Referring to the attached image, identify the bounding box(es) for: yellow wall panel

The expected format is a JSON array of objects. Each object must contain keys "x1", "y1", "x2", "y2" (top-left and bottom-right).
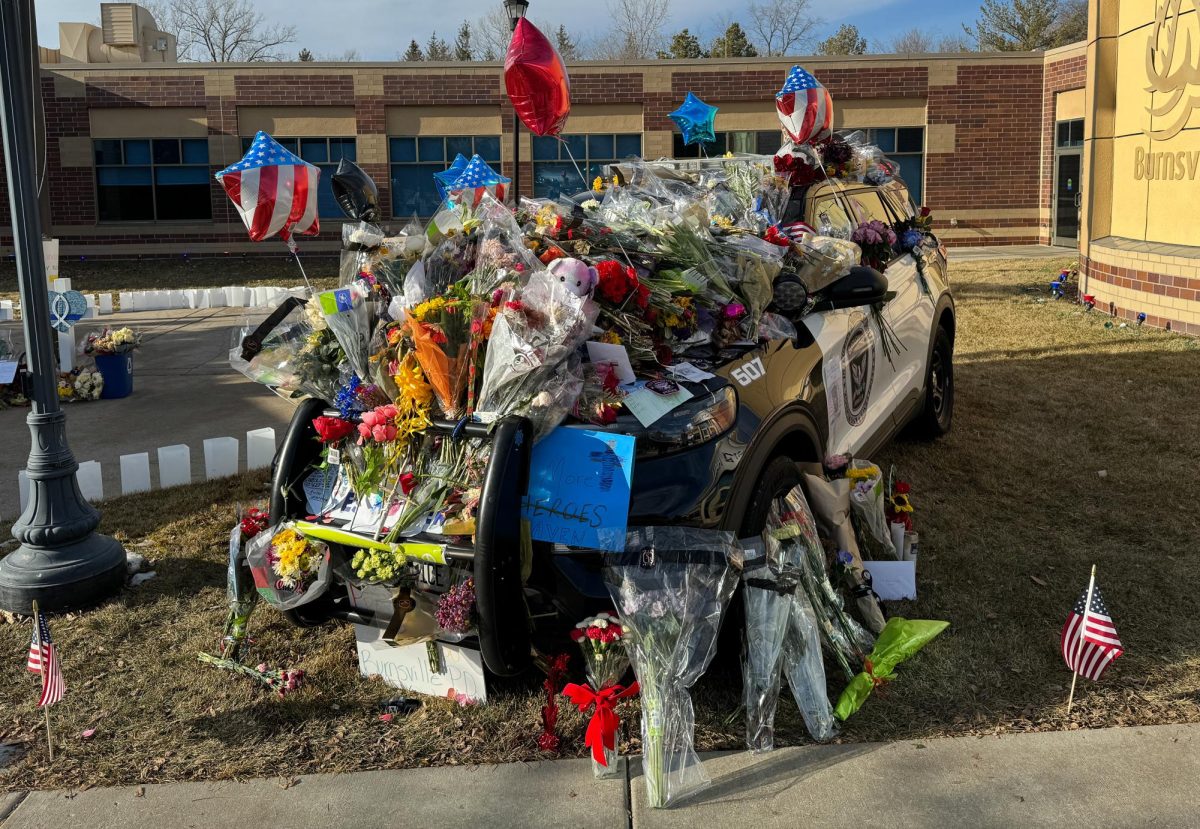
[
  {"x1": 1145, "y1": 129, "x2": 1200, "y2": 245},
  {"x1": 1117, "y1": 0, "x2": 1162, "y2": 34},
  {"x1": 1108, "y1": 133, "x2": 1151, "y2": 239},
  {"x1": 1113, "y1": 28, "x2": 1154, "y2": 137}
]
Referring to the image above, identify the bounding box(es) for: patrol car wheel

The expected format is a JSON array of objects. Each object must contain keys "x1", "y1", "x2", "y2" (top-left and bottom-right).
[{"x1": 911, "y1": 325, "x2": 954, "y2": 438}]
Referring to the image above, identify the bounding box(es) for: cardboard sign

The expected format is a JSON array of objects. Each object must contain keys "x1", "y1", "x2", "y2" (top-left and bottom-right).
[
  {"x1": 355, "y1": 638, "x2": 488, "y2": 702},
  {"x1": 863, "y1": 560, "x2": 916, "y2": 601},
  {"x1": 522, "y1": 427, "x2": 635, "y2": 552}
]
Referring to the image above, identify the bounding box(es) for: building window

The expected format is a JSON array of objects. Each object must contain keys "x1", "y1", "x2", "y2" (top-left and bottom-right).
[
  {"x1": 854, "y1": 127, "x2": 925, "y2": 204},
  {"x1": 671, "y1": 130, "x2": 781, "y2": 158},
  {"x1": 240, "y1": 136, "x2": 356, "y2": 218},
  {"x1": 532, "y1": 134, "x2": 642, "y2": 199},
  {"x1": 389, "y1": 135, "x2": 502, "y2": 218},
  {"x1": 94, "y1": 138, "x2": 211, "y2": 222},
  {"x1": 1056, "y1": 119, "x2": 1084, "y2": 148}
]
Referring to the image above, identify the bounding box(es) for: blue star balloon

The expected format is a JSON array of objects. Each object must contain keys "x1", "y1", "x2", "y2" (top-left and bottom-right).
[
  {"x1": 669, "y1": 92, "x2": 718, "y2": 147},
  {"x1": 433, "y1": 154, "x2": 470, "y2": 201}
]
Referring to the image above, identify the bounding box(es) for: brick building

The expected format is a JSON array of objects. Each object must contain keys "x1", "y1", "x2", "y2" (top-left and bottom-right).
[{"x1": 0, "y1": 39, "x2": 1096, "y2": 260}]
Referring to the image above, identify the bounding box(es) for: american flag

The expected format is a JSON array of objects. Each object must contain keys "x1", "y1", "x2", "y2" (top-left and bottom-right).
[
  {"x1": 28, "y1": 610, "x2": 64, "y2": 707},
  {"x1": 446, "y1": 154, "x2": 510, "y2": 207},
  {"x1": 1061, "y1": 583, "x2": 1123, "y2": 681},
  {"x1": 776, "y1": 66, "x2": 834, "y2": 147},
  {"x1": 779, "y1": 220, "x2": 817, "y2": 242},
  {"x1": 216, "y1": 131, "x2": 321, "y2": 243}
]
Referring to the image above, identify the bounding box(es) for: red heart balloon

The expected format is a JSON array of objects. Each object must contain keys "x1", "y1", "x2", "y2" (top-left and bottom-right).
[{"x1": 504, "y1": 18, "x2": 571, "y2": 137}]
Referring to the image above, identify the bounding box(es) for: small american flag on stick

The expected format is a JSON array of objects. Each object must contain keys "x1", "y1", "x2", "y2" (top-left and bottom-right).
[
  {"x1": 1061, "y1": 581, "x2": 1123, "y2": 681},
  {"x1": 28, "y1": 607, "x2": 64, "y2": 707}
]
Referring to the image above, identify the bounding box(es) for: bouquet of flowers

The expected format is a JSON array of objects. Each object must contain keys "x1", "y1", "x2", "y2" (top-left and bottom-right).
[
  {"x1": 845, "y1": 460, "x2": 898, "y2": 560},
  {"x1": 767, "y1": 487, "x2": 872, "y2": 680},
  {"x1": 84, "y1": 327, "x2": 140, "y2": 356},
  {"x1": 244, "y1": 523, "x2": 332, "y2": 610},
  {"x1": 742, "y1": 537, "x2": 836, "y2": 752},
  {"x1": 604, "y1": 527, "x2": 739, "y2": 808},
  {"x1": 850, "y1": 220, "x2": 897, "y2": 271},
  {"x1": 73, "y1": 367, "x2": 104, "y2": 401},
  {"x1": 562, "y1": 612, "x2": 635, "y2": 777}
]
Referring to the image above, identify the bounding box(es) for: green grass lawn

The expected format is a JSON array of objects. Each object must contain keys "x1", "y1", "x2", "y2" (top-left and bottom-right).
[{"x1": 1, "y1": 255, "x2": 1198, "y2": 791}]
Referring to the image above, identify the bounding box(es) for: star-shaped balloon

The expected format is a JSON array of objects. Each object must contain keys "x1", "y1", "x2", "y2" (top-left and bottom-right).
[
  {"x1": 433, "y1": 154, "x2": 471, "y2": 201},
  {"x1": 669, "y1": 92, "x2": 718, "y2": 147},
  {"x1": 447, "y1": 155, "x2": 511, "y2": 207},
  {"x1": 216, "y1": 131, "x2": 321, "y2": 242}
]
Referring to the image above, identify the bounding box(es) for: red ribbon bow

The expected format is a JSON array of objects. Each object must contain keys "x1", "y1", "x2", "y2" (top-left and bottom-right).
[{"x1": 561, "y1": 681, "x2": 640, "y2": 766}]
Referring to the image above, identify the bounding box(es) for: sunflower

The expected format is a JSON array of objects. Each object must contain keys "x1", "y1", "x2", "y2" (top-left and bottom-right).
[{"x1": 889, "y1": 493, "x2": 913, "y2": 513}]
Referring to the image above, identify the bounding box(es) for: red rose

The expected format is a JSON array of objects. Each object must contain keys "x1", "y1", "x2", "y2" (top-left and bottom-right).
[
  {"x1": 894, "y1": 481, "x2": 911, "y2": 495},
  {"x1": 919, "y1": 206, "x2": 931, "y2": 218},
  {"x1": 312, "y1": 416, "x2": 355, "y2": 443},
  {"x1": 400, "y1": 472, "x2": 417, "y2": 495},
  {"x1": 634, "y1": 282, "x2": 650, "y2": 310},
  {"x1": 597, "y1": 404, "x2": 618, "y2": 425}
]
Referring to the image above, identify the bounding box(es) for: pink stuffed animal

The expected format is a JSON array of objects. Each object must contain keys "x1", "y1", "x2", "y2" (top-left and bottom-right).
[{"x1": 546, "y1": 257, "x2": 598, "y2": 297}]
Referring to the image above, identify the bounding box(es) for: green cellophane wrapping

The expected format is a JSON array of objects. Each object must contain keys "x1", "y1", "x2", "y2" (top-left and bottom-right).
[{"x1": 834, "y1": 617, "x2": 949, "y2": 721}]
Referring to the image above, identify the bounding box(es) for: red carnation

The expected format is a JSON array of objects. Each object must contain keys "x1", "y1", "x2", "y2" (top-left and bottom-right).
[
  {"x1": 312, "y1": 416, "x2": 355, "y2": 443},
  {"x1": 595, "y1": 260, "x2": 633, "y2": 305},
  {"x1": 634, "y1": 282, "x2": 651, "y2": 310},
  {"x1": 586, "y1": 627, "x2": 603, "y2": 640}
]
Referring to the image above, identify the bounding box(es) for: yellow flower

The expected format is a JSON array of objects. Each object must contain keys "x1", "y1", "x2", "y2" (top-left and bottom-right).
[
  {"x1": 847, "y1": 466, "x2": 881, "y2": 482},
  {"x1": 592, "y1": 176, "x2": 604, "y2": 192},
  {"x1": 599, "y1": 331, "x2": 622, "y2": 345},
  {"x1": 723, "y1": 151, "x2": 734, "y2": 159},
  {"x1": 889, "y1": 494, "x2": 913, "y2": 513},
  {"x1": 270, "y1": 528, "x2": 315, "y2": 584},
  {"x1": 394, "y1": 353, "x2": 434, "y2": 408},
  {"x1": 410, "y1": 296, "x2": 447, "y2": 322},
  {"x1": 712, "y1": 215, "x2": 733, "y2": 229}
]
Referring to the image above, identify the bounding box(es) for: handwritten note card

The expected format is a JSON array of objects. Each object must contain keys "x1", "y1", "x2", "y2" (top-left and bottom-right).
[{"x1": 522, "y1": 427, "x2": 636, "y2": 552}]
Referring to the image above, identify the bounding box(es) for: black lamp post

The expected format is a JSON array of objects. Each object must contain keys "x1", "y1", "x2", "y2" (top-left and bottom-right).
[
  {"x1": 0, "y1": 0, "x2": 126, "y2": 613},
  {"x1": 503, "y1": 0, "x2": 529, "y2": 199}
]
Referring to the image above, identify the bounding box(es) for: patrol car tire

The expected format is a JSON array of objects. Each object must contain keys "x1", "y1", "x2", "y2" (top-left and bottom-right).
[{"x1": 910, "y1": 325, "x2": 954, "y2": 438}]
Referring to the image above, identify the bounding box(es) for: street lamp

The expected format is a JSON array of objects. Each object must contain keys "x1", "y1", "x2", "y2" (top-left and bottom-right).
[
  {"x1": 0, "y1": 0, "x2": 126, "y2": 613},
  {"x1": 503, "y1": 0, "x2": 529, "y2": 200}
]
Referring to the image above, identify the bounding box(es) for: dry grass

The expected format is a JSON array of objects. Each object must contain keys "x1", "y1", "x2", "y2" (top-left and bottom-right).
[
  {"x1": 0, "y1": 257, "x2": 339, "y2": 305},
  {"x1": 2, "y1": 255, "x2": 1199, "y2": 791}
]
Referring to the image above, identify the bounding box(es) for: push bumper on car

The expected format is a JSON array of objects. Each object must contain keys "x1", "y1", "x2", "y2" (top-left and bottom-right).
[{"x1": 269, "y1": 400, "x2": 535, "y2": 677}]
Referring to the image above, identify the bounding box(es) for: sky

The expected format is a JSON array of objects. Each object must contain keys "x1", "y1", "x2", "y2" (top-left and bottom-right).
[{"x1": 33, "y1": 0, "x2": 981, "y2": 60}]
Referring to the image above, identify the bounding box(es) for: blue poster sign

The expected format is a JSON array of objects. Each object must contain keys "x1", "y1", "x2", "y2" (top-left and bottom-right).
[{"x1": 522, "y1": 427, "x2": 636, "y2": 552}]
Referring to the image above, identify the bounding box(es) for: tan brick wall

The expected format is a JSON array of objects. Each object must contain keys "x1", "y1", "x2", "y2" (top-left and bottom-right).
[{"x1": 0, "y1": 54, "x2": 1056, "y2": 255}]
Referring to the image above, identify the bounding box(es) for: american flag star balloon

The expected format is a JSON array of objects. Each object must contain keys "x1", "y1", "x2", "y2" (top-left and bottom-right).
[
  {"x1": 446, "y1": 154, "x2": 510, "y2": 207},
  {"x1": 776, "y1": 65, "x2": 834, "y2": 147},
  {"x1": 433, "y1": 153, "x2": 470, "y2": 201},
  {"x1": 216, "y1": 131, "x2": 320, "y2": 242}
]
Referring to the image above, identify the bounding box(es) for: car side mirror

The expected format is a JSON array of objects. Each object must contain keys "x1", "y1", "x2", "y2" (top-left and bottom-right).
[{"x1": 818, "y1": 266, "x2": 889, "y2": 310}]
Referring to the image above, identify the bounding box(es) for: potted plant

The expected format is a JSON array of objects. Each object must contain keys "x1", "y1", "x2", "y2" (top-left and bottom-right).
[{"x1": 84, "y1": 327, "x2": 141, "y2": 399}]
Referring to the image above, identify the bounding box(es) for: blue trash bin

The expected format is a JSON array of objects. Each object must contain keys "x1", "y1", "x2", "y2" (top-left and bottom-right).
[{"x1": 95, "y1": 353, "x2": 133, "y2": 399}]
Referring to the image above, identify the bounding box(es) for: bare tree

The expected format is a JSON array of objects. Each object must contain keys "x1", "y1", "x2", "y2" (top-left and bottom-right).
[
  {"x1": 474, "y1": 6, "x2": 514, "y2": 61},
  {"x1": 936, "y1": 32, "x2": 975, "y2": 52},
  {"x1": 147, "y1": 0, "x2": 296, "y2": 61},
  {"x1": 316, "y1": 48, "x2": 361, "y2": 61},
  {"x1": 886, "y1": 28, "x2": 937, "y2": 54},
  {"x1": 593, "y1": 0, "x2": 670, "y2": 60},
  {"x1": 747, "y1": 0, "x2": 821, "y2": 57}
]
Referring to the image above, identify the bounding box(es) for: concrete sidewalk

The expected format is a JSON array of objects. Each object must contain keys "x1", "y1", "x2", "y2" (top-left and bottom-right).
[
  {"x1": 0, "y1": 307, "x2": 296, "y2": 519},
  {"x1": 948, "y1": 244, "x2": 1074, "y2": 262},
  {"x1": 2, "y1": 724, "x2": 1196, "y2": 828}
]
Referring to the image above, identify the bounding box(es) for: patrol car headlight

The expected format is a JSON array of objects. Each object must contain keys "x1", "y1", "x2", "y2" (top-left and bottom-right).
[{"x1": 644, "y1": 386, "x2": 738, "y2": 449}]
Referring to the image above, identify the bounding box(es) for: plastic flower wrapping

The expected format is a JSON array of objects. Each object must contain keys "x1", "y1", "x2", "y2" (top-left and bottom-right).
[
  {"x1": 244, "y1": 523, "x2": 332, "y2": 610},
  {"x1": 604, "y1": 527, "x2": 739, "y2": 808}
]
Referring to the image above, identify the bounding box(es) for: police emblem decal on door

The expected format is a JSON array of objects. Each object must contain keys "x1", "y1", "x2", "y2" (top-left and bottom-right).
[{"x1": 841, "y1": 312, "x2": 875, "y2": 426}]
